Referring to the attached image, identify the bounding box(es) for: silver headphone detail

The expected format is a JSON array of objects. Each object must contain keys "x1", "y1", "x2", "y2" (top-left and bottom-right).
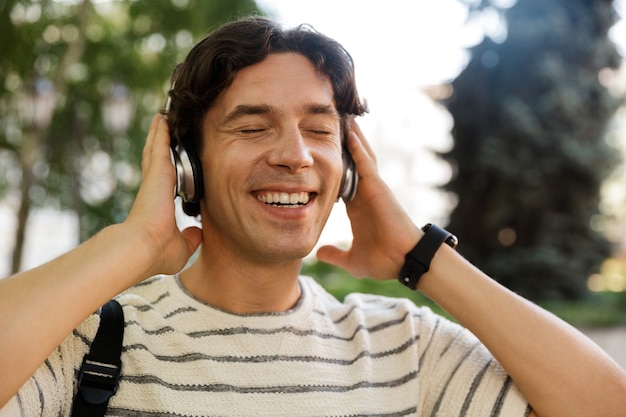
[
  {"x1": 339, "y1": 150, "x2": 358, "y2": 202},
  {"x1": 170, "y1": 145, "x2": 197, "y2": 203}
]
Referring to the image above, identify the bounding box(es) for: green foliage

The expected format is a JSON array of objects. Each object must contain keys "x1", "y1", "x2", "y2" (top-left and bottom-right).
[
  {"x1": 539, "y1": 291, "x2": 626, "y2": 327},
  {"x1": 304, "y1": 259, "x2": 626, "y2": 327},
  {"x1": 444, "y1": 0, "x2": 624, "y2": 300},
  {"x1": 301, "y1": 260, "x2": 455, "y2": 322},
  {"x1": 0, "y1": 0, "x2": 263, "y2": 248}
]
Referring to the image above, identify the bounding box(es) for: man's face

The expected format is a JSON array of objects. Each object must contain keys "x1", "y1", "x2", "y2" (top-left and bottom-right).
[{"x1": 199, "y1": 52, "x2": 344, "y2": 264}]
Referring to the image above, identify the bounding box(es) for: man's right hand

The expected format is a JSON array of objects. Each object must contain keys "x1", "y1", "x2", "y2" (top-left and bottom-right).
[
  {"x1": 0, "y1": 114, "x2": 202, "y2": 408},
  {"x1": 124, "y1": 114, "x2": 202, "y2": 278}
]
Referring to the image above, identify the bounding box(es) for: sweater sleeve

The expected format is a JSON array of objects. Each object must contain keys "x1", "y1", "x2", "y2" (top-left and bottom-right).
[
  {"x1": 0, "y1": 313, "x2": 99, "y2": 417},
  {"x1": 416, "y1": 307, "x2": 531, "y2": 417}
]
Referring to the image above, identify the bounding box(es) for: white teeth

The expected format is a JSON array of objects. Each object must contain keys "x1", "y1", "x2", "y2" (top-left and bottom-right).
[{"x1": 258, "y1": 191, "x2": 311, "y2": 206}]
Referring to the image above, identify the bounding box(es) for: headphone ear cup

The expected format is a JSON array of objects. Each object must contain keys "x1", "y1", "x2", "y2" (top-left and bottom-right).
[
  {"x1": 172, "y1": 143, "x2": 204, "y2": 204},
  {"x1": 187, "y1": 147, "x2": 204, "y2": 204},
  {"x1": 339, "y1": 147, "x2": 358, "y2": 202}
]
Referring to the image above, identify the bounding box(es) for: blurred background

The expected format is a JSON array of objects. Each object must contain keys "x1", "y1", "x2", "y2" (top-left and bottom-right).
[{"x1": 2, "y1": 0, "x2": 626, "y2": 347}]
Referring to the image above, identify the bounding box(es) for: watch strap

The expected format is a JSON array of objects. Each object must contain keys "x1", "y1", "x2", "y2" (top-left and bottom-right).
[{"x1": 398, "y1": 224, "x2": 458, "y2": 290}]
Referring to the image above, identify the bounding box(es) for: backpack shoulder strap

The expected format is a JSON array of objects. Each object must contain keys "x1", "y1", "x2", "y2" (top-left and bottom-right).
[{"x1": 71, "y1": 299, "x2": 124, "y2": 417}]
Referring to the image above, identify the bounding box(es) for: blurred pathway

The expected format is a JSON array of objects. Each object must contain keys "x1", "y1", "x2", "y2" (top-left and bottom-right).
[{"x1": 581, "y1": 326, "x2": 626, "y2": 369}]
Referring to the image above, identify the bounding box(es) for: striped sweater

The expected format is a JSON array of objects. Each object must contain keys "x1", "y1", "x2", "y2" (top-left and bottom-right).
[{"x1": 4, "y1": 275, "x2": 530, "y2": 417}]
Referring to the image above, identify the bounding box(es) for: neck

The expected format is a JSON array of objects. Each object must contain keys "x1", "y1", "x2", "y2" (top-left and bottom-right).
[{"x1": 179, "y1": 248, "x2": 303, "y2": 314}]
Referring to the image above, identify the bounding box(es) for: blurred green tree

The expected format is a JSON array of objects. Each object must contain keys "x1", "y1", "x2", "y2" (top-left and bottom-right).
[
  {"x1": 442, "y1": 0, "x2": 624, "y2": 300},
  {"x1": 0, "y1": 0, "x2": 262, "y2": 273},
  {"x1": 301, "y1": 260, "x2": 453, "y2": 320}
]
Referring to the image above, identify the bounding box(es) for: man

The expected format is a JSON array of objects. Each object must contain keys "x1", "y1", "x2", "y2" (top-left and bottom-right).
[{"x1": 1, "y1": 16, "x2": 625, "y2": 417}]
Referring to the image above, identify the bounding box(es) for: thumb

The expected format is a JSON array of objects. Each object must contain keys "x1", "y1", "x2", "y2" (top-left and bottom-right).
[{"x1": 316, "y1": 244, "x2": 351, "y2": 270}]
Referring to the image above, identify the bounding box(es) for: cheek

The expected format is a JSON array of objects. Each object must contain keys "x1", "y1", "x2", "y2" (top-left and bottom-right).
[
  {"x1": 319, "y1": 147, "x2": 345, "y2": 191},
  {"x1": 200, "y1": 147, "x2": 232, "y2": 199},
  {"x1": 203, "y1": 146, "x2": 262, "y2": 198}
]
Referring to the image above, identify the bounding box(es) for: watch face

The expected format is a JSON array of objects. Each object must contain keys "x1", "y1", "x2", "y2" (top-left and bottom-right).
[
  {"x1": 422, "y1": 223, "x2": 458, "y2": 248},
  {"x1": 399, "y1": 223, "x2": 459, "y2": 291},
  {"x1": 446, "y1": 235, "x2": 459, "y2": 249}
]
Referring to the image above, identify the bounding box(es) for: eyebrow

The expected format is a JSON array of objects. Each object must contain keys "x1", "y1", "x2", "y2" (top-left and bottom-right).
[
  {"x1": 305, "y1": 103, "x2": 339, "y2": 118},
  {"x1": 221, "y1": 104, "x2": 271, "y2": 126},
  {"x1": 220, "y1": 103, "x2": 339, "y2": 126}
]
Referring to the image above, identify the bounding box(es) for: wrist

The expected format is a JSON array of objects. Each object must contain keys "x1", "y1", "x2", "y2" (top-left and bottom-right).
[
  {"x1": 397, "y1": 224, "x2": 458, "y2": 290},
  {"x1": 103, "y1": 222, "x2": 163, "y2": 279}
]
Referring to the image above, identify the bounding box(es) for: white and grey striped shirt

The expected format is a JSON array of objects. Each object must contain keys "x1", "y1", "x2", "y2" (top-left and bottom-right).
[{"x1": 6, "y1": 275, "x2": 530, "y2": 417}]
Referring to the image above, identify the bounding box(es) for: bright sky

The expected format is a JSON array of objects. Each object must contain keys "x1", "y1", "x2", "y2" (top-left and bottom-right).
[{"x1": 257, "y1": 0, "x2": 474, "y2": 89}]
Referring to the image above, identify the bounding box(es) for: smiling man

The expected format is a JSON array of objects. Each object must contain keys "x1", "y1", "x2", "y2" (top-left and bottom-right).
[
  {"x1": 1, "y1": 16, "x2": 625, "y2": 417},
  {"x1": 181, "y1": 52, "x2": 345, "y2": 312}
]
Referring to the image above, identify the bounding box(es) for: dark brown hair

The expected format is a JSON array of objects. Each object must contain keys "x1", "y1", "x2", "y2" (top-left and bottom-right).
[{"x1": 166, "y1": 16, "x2": 368, "y2": 215}]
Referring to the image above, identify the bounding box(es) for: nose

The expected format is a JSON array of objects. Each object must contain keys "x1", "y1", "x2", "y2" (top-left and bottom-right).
[{"x1": 267, "y1": 125, "x2": 314, "y2": 173}]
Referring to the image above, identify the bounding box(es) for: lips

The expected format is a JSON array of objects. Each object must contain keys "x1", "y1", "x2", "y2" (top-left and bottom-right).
[{"x1": 257, "y1": 191, "x2": 311, "y2": 207}]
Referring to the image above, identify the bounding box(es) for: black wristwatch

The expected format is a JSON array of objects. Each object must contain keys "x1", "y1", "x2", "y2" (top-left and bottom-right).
[{"x1": 398, "y1": 223, "x2": 458, "y2": 290}]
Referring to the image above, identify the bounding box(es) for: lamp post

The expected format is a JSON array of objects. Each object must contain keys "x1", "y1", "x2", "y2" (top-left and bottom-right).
[
  {"x1": 12, "y1": 77, "x2": 56, "y2": 274},
  {"x1": 102, "y1": 82, "x2": 134, "y2": 137},
  {"x1": 100, "y1": 82, "x2": 134, "y2": 193},
  {"x1": 18, "y1": 78, "x2": 56, "y2": 131}
]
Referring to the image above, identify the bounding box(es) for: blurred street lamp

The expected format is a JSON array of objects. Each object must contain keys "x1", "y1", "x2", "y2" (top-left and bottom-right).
[
  {"x1": 18, "y1": 77, "x2": 56, "y2": 132},
  {"x1": 84, "y1": 82, "x2": 135, "y2": 217},
  {"x1": 12, "y1": 77, "x2": 56, "y2": 273},
  {"x1": 102, "y1": 82, "x2": 134, "y2": 136}
]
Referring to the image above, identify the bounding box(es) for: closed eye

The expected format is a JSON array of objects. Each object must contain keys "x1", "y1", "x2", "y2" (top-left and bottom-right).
[
  {"x1": 239, "y1": 128, "x2": 267, "y2": 134},
  {"x1": 303, "y1": 126, "x2": 339, "y2": 141}
]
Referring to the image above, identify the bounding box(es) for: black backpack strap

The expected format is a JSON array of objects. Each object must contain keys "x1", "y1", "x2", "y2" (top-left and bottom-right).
[{"x1": 71, "y1": 299, "x2": 124, "y2": 417}]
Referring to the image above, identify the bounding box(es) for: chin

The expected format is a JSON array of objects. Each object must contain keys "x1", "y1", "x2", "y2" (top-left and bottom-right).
[{"x1": 257, "y1": 242, "x2": 315, "y2": 263}]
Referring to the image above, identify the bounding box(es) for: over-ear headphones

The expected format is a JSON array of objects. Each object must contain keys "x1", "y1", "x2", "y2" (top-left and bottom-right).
[
  {"x1": 170, "y1": 143, "x2": 203, "y2": 204},
  {"x1": 165, "y1": 93, "x2": 205, "y2": 217},
  {"x1": 339, "y1": 147, "x2": 358, "y2": 202},
  {"x1": 165, "y1": 93, "x2": 359, "y2": 213}
]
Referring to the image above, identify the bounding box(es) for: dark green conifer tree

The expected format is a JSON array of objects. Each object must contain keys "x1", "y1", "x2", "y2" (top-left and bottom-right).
[{"x1": 443, "y1": 0, "x2": 623, "y2": 300}]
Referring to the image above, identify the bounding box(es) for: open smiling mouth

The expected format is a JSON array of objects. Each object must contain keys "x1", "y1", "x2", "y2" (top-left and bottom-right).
[{"x1": 257, "y1": 192, "x2": 312, "y2": 208}]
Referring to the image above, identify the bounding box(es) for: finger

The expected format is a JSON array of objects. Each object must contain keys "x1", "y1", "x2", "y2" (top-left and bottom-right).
[
  {"x1": 316, "y1": 245, "x2": 351, "y2": 270},
  {"x1": 146, "y1": 115, "x2": 176, "y2": 184},
  {"x1": 153, "y1": 115, "x2": 173, "y2": 162},
  {"x1": 350, "y1": 119, "x2": 377, "y2": 162},
  {"x1": 346, "y1": 130, "x2": 378, "y2": 180},
  {"x1": 142, "y1": 114, "x2": 164, "y2": 173}
]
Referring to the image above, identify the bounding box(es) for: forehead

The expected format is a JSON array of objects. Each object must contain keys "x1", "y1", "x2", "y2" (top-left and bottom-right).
[{"x1": 214, "y1": 52, "x2": 338, "y2": 117}]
